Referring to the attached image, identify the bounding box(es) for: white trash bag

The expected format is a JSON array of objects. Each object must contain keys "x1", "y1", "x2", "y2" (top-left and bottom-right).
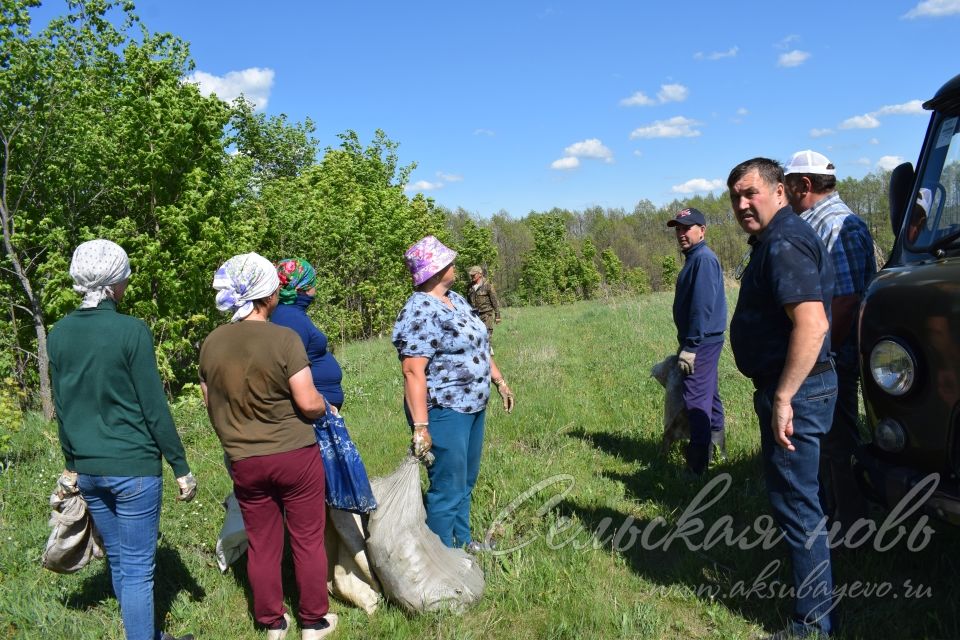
[
  {"x1": 366, "y1": 455, "x2": 485, "y2": 614},
  {"x1": 215, "y1": 492, "x2": 248, "y2": 572},
  {"x1": 325, "y1": 506, "x2": 382, "y2": 614}
]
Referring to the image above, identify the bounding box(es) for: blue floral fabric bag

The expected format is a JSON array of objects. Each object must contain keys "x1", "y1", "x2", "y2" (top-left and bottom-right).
[{"x1": 314, "y1": 407, "x2": 378, "y2": 514}]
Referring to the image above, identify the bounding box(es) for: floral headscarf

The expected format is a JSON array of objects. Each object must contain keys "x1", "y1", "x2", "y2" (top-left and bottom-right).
[
  {"x1": 213, "y1": 253, "x2": 280, "y2": 322},
  {"x1": 69, "y1": 239, "x2": 132, "y2": 309},
  {"x1": 276, "y1": 258, "x2": 317, "y2": 304}
]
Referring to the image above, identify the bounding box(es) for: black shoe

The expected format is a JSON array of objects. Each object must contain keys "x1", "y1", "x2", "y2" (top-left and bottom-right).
[
  {"x1": 711, "y1": 430, "x2": 727, "y2": 462},
  {"x1": 160, "y1": 634, "x2": 195, "y2": 640}
]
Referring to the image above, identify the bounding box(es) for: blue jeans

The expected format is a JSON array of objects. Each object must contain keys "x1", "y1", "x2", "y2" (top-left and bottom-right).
[
  {"x1": 423, "y1": 407, "x2": 486, "y2": 547},
  {"x1": 755, "y1": 368, "x2": 837, "y2": 637},
  {"x1": 78, "y1": 474, "x2": 162, "y2": 640}
]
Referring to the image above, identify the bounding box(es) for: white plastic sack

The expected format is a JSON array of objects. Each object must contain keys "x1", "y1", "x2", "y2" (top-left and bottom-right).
[
  {"x1": 366, "y1": 455, "x2": 485, "y2": 614},
  {"x1": 42, "y1": 492, "x2": 104, "y2": 574},
  {"x1": 215, "y1": 492, "x2": 248, "y2": 572},
  {"x1": 325, "y1": 506, "x2": 382, "y2": 614}
]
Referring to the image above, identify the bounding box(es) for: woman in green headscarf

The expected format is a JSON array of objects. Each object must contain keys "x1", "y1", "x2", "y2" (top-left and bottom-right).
[{"x1": 271, "y1": 259, "x2": 344, "y2": 409}]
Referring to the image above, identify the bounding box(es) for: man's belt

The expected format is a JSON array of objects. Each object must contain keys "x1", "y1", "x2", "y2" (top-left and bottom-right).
[{"x1": 752, "y1": 358, "x2": 834, "y2": 390}]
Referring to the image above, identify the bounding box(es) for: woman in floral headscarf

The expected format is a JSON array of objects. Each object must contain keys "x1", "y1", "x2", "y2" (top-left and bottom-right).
[
  {"x1": 392, "y1": 236, "x2": 515, "y2": 553},
  {"x1": 199, "y1": 252, "x2": 338, "y2": 639},
  {"x1": 271, "y1": 258, "x2": 344, "y2": 409}
]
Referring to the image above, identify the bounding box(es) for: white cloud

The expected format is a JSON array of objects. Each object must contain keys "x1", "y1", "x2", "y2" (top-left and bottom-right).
[
  {"x1": 855, "y1": 157, "x2": 872, "y2": 166},
  {"x1": 777, "y1": 34, "x2": 801, "y2": 49},
  {"x1": 810, "y1": 128, "x2": 834, "y2": 138},
  {"x1": 185, "y1": 67, "x2": 275, "y2": 111},
  {"x1": 903, "y1": 0, "x2": 960, "y2": 18},
  {"x1": 633, "y1": 150, "x2": 643, "y2": 157},
  {"x1": 671, "y1": 178, "x2": 724, "y2": 194},
  {"x1": 564, "y1": 138, "x2": 614, "y2": 163},
  {"x1": 473, "y1": 128, "x2": 495, "y2": 136},
  {"x1": 436, "y1": 171, "x2": 463, "y2": 182},
  {"x1": 694, "y1": 46, "x2": 738, "y2": 60},
  {"x1": 877, "y1": 155, "x2": 905, "y2": 171},
  {"x1": 657, "y1": 83, "x2": 689, "y2": 103},
  {"x1": 840, "y1": 114, "x2": 881, "y2": 129},
  {"x1": 551, "y1": 157, "x2": 580, "y2": 170},
  {"x1": 778, "y1": 50, "x2": 811, "y2": 67},
  {"x1": 620, "y1": 83, "x2": 688, "y2": 107},
  {"x1": 869, "y1": 137, "x2": 880, "y2": 145},
  {"x1": 620, "y1": 91, "x2": 656, "y2": 107},
  {"x1": 736, "y1": 107, "x2": 749, "y2": 116},
  {"x1": 404, "y1": 180, "x2": 443, "y2": 192},
  {"x1": 874, "y1": 99, "x2": 925, "y2": 115},
  {"x1": 630, "y1": 116, "x2": 702, "y2": 139}
]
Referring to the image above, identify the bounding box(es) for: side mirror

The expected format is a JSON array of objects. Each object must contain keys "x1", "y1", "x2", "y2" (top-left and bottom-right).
[{"x1": 888, "y1": 162, "x2": 915, "y2": 238}]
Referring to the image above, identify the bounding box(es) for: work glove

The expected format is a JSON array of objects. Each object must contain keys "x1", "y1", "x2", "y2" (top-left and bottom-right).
[
  {"x1": 56, "y1": 470, "x2": 79, "y2": 498},
  {"x1": 678, "y1": 350, "x2": 696, "y2": 376},
  {"x1": 495, "y1": 380, "x2": 515, "y2": 413},
  {"x1": 176, "y1": 472, "x2": 198, "y2": 502},
  {"x1": 411, "y1": 424, "x2": 432, "y2": 459}
]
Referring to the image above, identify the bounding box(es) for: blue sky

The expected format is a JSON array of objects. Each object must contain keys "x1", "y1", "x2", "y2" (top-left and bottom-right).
[{"x1": 28, "y1": 0, "x2": 960, "y2": 217}]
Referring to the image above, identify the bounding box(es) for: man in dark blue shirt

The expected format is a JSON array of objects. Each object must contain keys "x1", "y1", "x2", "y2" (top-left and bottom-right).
[
  {"x1": 667, "y1": 207, "x2": 728, "y2": 475},
  {"x1": 727, "y1": 158, "x2": 837, "y2": 639}
]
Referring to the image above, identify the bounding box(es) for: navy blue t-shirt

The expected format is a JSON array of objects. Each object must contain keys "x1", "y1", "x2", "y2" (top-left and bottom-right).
[
  {"x1": 730, "y1": 207, "x2": 835, "y2": 381},
  {"x1": 270, "y1": 293, "x2": 344, "y2": 406}
]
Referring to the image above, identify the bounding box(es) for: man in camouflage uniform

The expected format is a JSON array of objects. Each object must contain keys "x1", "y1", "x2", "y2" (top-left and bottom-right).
[{"x1": 466, "y1": 266, "x2": 501, "y2": 338}]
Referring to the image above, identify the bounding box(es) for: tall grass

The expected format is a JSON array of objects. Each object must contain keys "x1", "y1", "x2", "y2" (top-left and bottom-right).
[{"x1": 2, "y1": 292, "x2": 958, "y2": 639}]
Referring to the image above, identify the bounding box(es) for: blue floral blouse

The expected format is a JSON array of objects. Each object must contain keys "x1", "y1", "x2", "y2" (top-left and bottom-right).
[{"x1": 391, "y1": 290, "x2": 491, "y2": 414}]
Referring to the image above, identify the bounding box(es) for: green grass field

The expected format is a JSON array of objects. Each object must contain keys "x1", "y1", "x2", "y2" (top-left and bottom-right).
[{"x1": 3, "y1": 292, "x2": 959, "y2": 639}]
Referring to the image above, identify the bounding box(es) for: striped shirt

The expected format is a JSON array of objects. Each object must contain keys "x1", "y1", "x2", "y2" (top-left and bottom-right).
[{"x1": 799, "y1": 192, "x2": 876, "y2": 298}]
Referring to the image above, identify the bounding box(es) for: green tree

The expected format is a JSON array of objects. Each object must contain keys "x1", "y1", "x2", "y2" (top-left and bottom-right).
[
  {"x1": 600, "y1": 248, "x2": 624, "y2": 289},
  {"x1": 660, "y1": 255, "x2": 679, "y2": 290},
  {"x1": 0, "y1": 0, "x2": 246, "y2": 409},
  {"x1": 451, "y1": 218, "x2": 498, "y2": 291}
]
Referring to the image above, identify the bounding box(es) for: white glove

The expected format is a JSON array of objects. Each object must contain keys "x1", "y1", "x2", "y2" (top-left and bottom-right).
[
  {"x1": 678, "y1": 350, "x2": 696, "y2": 376},
  {"x1": 176, "y1": 472, "x2": 198, "y2": 502}
]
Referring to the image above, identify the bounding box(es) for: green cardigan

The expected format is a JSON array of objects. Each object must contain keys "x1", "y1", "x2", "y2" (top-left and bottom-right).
[{"x1": 48, "y1": 300, "x2": 190, "y2": 478}]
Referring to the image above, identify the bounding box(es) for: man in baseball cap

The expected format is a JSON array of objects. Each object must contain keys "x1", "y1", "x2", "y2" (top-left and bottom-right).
[
  {"x1": 784, "y1": 149, "x2": 877, "y2": 534},
  {"x1": 666, "y1": 207, "x2": 727, "y2": 474},
  {"x1": 466, "y1": 265, "x2": 501, "y2": 339}
]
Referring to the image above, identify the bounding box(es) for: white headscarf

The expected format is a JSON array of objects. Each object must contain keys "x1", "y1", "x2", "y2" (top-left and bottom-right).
[
  {"x1": 212, "y1": 253, "x2": 280, "y2": 322},
  {"x1": 69, "y1": 240, "x2": 132, "y2": 309}
]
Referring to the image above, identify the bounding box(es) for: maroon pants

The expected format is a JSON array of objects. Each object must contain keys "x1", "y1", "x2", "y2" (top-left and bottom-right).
[{"x1": 231, "y1": 444, "x2": 328, "y2": 628}]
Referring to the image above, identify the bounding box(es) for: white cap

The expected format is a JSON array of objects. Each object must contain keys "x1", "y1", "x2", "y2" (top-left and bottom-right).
[
  {"x1": 784, "y1": 149, "x2": 836, "y2": 176},
  {"x1": 916, "y1": 187, "x2": 932, "y2": 214}
]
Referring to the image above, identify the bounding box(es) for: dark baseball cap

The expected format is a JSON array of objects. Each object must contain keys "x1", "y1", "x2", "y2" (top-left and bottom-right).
[{"x1": 666, "y1": 207, "x2": 706, "y2": 227}]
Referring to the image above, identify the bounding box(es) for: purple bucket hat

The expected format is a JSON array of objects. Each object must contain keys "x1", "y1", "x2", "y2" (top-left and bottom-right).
[{"x1": 404, "y1": 235, "x2": 457, "y2": 286}]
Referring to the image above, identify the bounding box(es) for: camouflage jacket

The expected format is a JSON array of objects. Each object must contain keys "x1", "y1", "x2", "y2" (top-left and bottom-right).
[{"x1": 467, "y1": 280, "x2": 500, "y2": 328}]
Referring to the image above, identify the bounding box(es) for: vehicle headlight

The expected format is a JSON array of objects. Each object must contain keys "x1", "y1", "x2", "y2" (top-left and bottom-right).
[{"x1": 870, "y1": 339, "x2": 916, "y2": 396}]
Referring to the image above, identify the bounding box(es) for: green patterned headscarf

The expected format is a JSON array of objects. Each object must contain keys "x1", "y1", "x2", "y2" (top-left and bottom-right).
[{"x1": 276, "y1": 258, "x2": 317, "y2": 304}]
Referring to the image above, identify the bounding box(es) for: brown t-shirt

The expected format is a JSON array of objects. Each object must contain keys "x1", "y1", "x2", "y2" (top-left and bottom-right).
[{"x1": 199, "y1": 320, "x2": 315, "y2": 461}]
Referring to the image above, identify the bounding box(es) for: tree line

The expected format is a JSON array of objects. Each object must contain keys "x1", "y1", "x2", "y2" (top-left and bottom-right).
[{"x1": 0, "y1": 0, "x2": 899, "y2": 421}]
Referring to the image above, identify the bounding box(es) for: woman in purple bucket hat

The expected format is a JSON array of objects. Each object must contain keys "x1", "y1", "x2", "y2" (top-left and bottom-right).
[{"x1": 391, "y1": 235, "x2": 515, "y2": 553}]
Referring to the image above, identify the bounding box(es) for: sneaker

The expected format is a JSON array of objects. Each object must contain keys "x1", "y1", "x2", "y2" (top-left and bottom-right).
[
  {"x1": 465, "y1": 540, "x2": 496, "y2": 554},
  {"x1": 301, "y1": 613, "x2": 338, "y2": 639},
  {"x1": 160, "y1": 634, "x2": 195, "y2": 640},
  {"x1": 267, "y1": 613, "x2": 292, "y2": 640}
]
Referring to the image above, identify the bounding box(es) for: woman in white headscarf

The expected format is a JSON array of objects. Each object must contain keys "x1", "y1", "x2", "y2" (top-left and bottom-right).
[
  {"x1": 199, "y1": 252, "x2": 338, "y2": 640},
  {"x1": 48, "y1": 239, "x2": 197, "y2": 640}
]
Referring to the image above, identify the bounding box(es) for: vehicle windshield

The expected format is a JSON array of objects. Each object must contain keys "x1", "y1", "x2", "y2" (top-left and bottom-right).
[{"x1": 905, "y1": 115, "x2": 960, "y2": 253}]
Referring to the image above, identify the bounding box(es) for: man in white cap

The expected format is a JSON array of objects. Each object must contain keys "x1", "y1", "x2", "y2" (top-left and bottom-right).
[{"x1": 784, "y1": 150, "x2": 877, "y2": 535}]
